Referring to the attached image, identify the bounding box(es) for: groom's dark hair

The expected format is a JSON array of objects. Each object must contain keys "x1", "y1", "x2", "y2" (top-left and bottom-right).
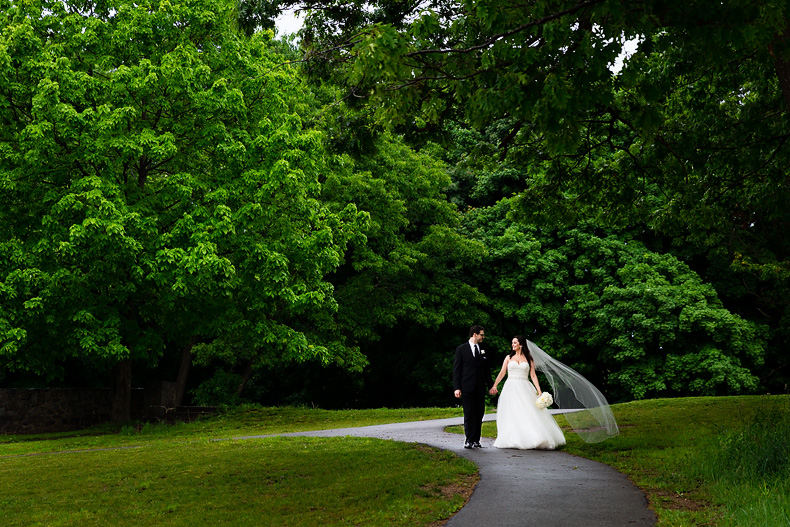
[{"x1": 469, "y1": 325, "x2": 484, "y2": 338}]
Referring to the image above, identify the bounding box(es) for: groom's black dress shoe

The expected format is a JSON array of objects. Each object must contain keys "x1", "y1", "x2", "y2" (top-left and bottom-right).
[
  {"x1": 473, "y1": 442, "x2": 483, "y2": 448},
  {"x1": 464, "y1": 442, "x2": 473, "y2": 449}
]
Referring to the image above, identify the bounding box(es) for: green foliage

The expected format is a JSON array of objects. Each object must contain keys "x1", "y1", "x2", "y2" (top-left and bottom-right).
[
  {"x1": 292, "y1": 1, "x2": 788, "y2": 137},
  {"x1": 282, "y1": 0, "x2": 790, "y2": 396},
  {"x1": 2, "y1": 0, "x2": 781, "y2": 411},
  {"x1": 324, "y1": 133, "x2": 486, "y2": 340},
  {"x1": 0, "y1": 0, "x2": 364, "y2": 385},
  {"x1": 189, "y1": 120, "x2": 488, "y2": 404},
  {"x1": 464, "y1": 200, "x2": 766, "y2": 401},
  {"x1": 189, "y1": 369, "x2": 244, "y2": 407}
]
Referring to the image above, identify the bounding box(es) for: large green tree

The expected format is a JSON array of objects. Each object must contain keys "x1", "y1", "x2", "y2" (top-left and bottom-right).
[
  {"x1": 0, "y1": 0, "x2": 364, "y2": 419},
  {"x1": 465, "y1": 200, "x2": 766, "y2": 401},
  {"x1": 262, "y1": 0, "x2": 790, "y2": 390},
  {"x1": 282, "y1": 0, "x2": 790, "y2": 265},
  {"x1": 190, "y1": 127, "x2": 489, "y2": 407}
]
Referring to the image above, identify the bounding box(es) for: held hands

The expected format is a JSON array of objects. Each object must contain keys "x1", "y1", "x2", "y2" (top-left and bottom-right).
[
  {"x1": 488, "y1": 386, "x2": 498, "y2": 396},
  {"x1": 454, "y1": 389, "x2": 462, "y2": 398}
]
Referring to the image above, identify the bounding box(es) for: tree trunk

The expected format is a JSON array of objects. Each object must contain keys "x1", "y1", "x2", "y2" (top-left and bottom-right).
[
  {"x1": 111, "y1": 358, "x2": 132, "y2": 423},
  {"x1": 174, "y1": 337, "x2": 197, "y2": 406},
  {"x1": 236, "y1": 358, "x2": 256, "y2": 397},
  {"x1": 771, "y1": 27, "x2": 790, "y2": 110}
]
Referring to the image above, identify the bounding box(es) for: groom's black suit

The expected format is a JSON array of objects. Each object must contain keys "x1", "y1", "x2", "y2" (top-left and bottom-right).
[{"x1": 453, "y1": 341, "x2": 491, "y2": 446}]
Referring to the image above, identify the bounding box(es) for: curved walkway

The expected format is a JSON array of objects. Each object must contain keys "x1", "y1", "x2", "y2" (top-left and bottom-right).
[{"x1": 238, "y1": 413, "x2": 656, "y2": 527}]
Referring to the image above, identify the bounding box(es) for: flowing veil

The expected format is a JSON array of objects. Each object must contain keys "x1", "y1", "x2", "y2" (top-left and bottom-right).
[{"x1": 527, "y1": 340, "x2": 619, "y2": 443}]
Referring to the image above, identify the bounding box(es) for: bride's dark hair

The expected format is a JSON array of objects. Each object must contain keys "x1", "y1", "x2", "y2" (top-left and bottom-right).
[{"x1": 512, "y1": 335, "x2": 534, "y2": 367}]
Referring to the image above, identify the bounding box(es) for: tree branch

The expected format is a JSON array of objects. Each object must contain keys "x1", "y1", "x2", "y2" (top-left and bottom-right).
[{"x1": 404, "y1": 0, "x2": 603, "y2": 57}]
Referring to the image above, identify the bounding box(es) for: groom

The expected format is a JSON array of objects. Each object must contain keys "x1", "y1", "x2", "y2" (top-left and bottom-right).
[{"x1": 453, "y1": 325, "x2": 490, "y2": 448}]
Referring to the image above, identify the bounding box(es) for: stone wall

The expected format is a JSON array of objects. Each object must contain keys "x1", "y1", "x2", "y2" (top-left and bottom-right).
[
  {"x1": 0, "y1": 388, "x2": 113, "y2": 435},
  {"x1": 0, "y1": 383, "x2": 216, "y2": 435}
]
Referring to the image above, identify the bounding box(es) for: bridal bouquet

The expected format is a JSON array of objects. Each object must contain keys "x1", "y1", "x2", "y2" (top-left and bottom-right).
[{"x1": 536, "y1": 391, "x2": 554, "y2": 409}]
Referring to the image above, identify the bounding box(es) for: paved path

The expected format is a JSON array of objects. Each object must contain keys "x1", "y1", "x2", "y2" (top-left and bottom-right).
[{"x1": 237, "y1": 413, "x2": 656, "y2": 527}]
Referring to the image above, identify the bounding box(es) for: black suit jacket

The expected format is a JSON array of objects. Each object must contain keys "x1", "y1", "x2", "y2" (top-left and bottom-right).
[{"x1": 453, "y1": 342, "x2": 491, "y2": 393}]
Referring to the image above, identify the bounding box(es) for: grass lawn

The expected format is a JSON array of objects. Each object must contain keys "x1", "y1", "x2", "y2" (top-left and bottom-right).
[
  {"x1": 1, "y1": 407, "x2": 474, "y2": 527},
  {"x1": 4, "y1": 397, "x2": 789, "y2": 526},
  {"x1": 0, "y1": 406, "x2": 464, "y2": 456}
]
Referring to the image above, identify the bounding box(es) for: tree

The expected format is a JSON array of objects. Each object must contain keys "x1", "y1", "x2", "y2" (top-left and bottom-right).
[
  {"x1": 464, "y1": 200, "x2": 766, "y2": 401},
  {"x1": 191, "y1": 128, "x2": 490, "y2": 407},
  {"x1": 266, "y1": 0, "x2": 790, "y2": 390},
  {"x1": 282, "y1": 1, "x2": 790, "y2": 125},
  {"x1": 323, "y1": 134, "x2": 486, "y2": 338},
  {"x1": 0, "y1": 0, "x2": 364, "y2": 419},
  {"x1": 321, "y1": 133, "x2": 489, "y2": 406}
]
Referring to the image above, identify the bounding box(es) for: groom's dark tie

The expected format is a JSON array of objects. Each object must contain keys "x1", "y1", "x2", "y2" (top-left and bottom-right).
[{"x1": 474, "y1": 344, "x2": 479, "y2": 359}]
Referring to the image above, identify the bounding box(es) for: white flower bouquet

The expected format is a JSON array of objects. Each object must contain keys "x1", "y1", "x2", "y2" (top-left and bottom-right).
[{"x1": 536, "y1": 391, "x2": 553, "y2": 410}]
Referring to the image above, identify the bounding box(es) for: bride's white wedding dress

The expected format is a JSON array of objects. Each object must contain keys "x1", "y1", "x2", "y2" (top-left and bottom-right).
[{"x1": 493, "y1": 360, "x2": 566, "y2": 450}]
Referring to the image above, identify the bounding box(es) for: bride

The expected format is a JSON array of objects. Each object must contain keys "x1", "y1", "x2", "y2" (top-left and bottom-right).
[
  {"x1": 489, "y1": 335, "x2": 566, "y2": 449},
  {"x1": 489, "y1": 335, "x2": 619, "y2": 449}
]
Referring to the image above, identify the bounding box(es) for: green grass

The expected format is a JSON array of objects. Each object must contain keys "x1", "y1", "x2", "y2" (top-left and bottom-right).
[
  {"x1": 5, "y1": 397, "x2": 788, "y2": 526},
  {"x1": 0, "y1": 407, "x2": 474, "y2": 527},
  {"x1": 0, "y1": 406, "x2": 464, "y2": 456},
  {"x1": 467, "y1": 394, "x2": 790, "y2": 527},
  {"x1": 692, "y1": 402, "x2": 790, "y2": 527}
]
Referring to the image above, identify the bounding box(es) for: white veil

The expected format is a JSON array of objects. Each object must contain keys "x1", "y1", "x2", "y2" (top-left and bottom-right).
[{"x1": 527, "y1": 340, "x2": 619, "y2": 443}]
